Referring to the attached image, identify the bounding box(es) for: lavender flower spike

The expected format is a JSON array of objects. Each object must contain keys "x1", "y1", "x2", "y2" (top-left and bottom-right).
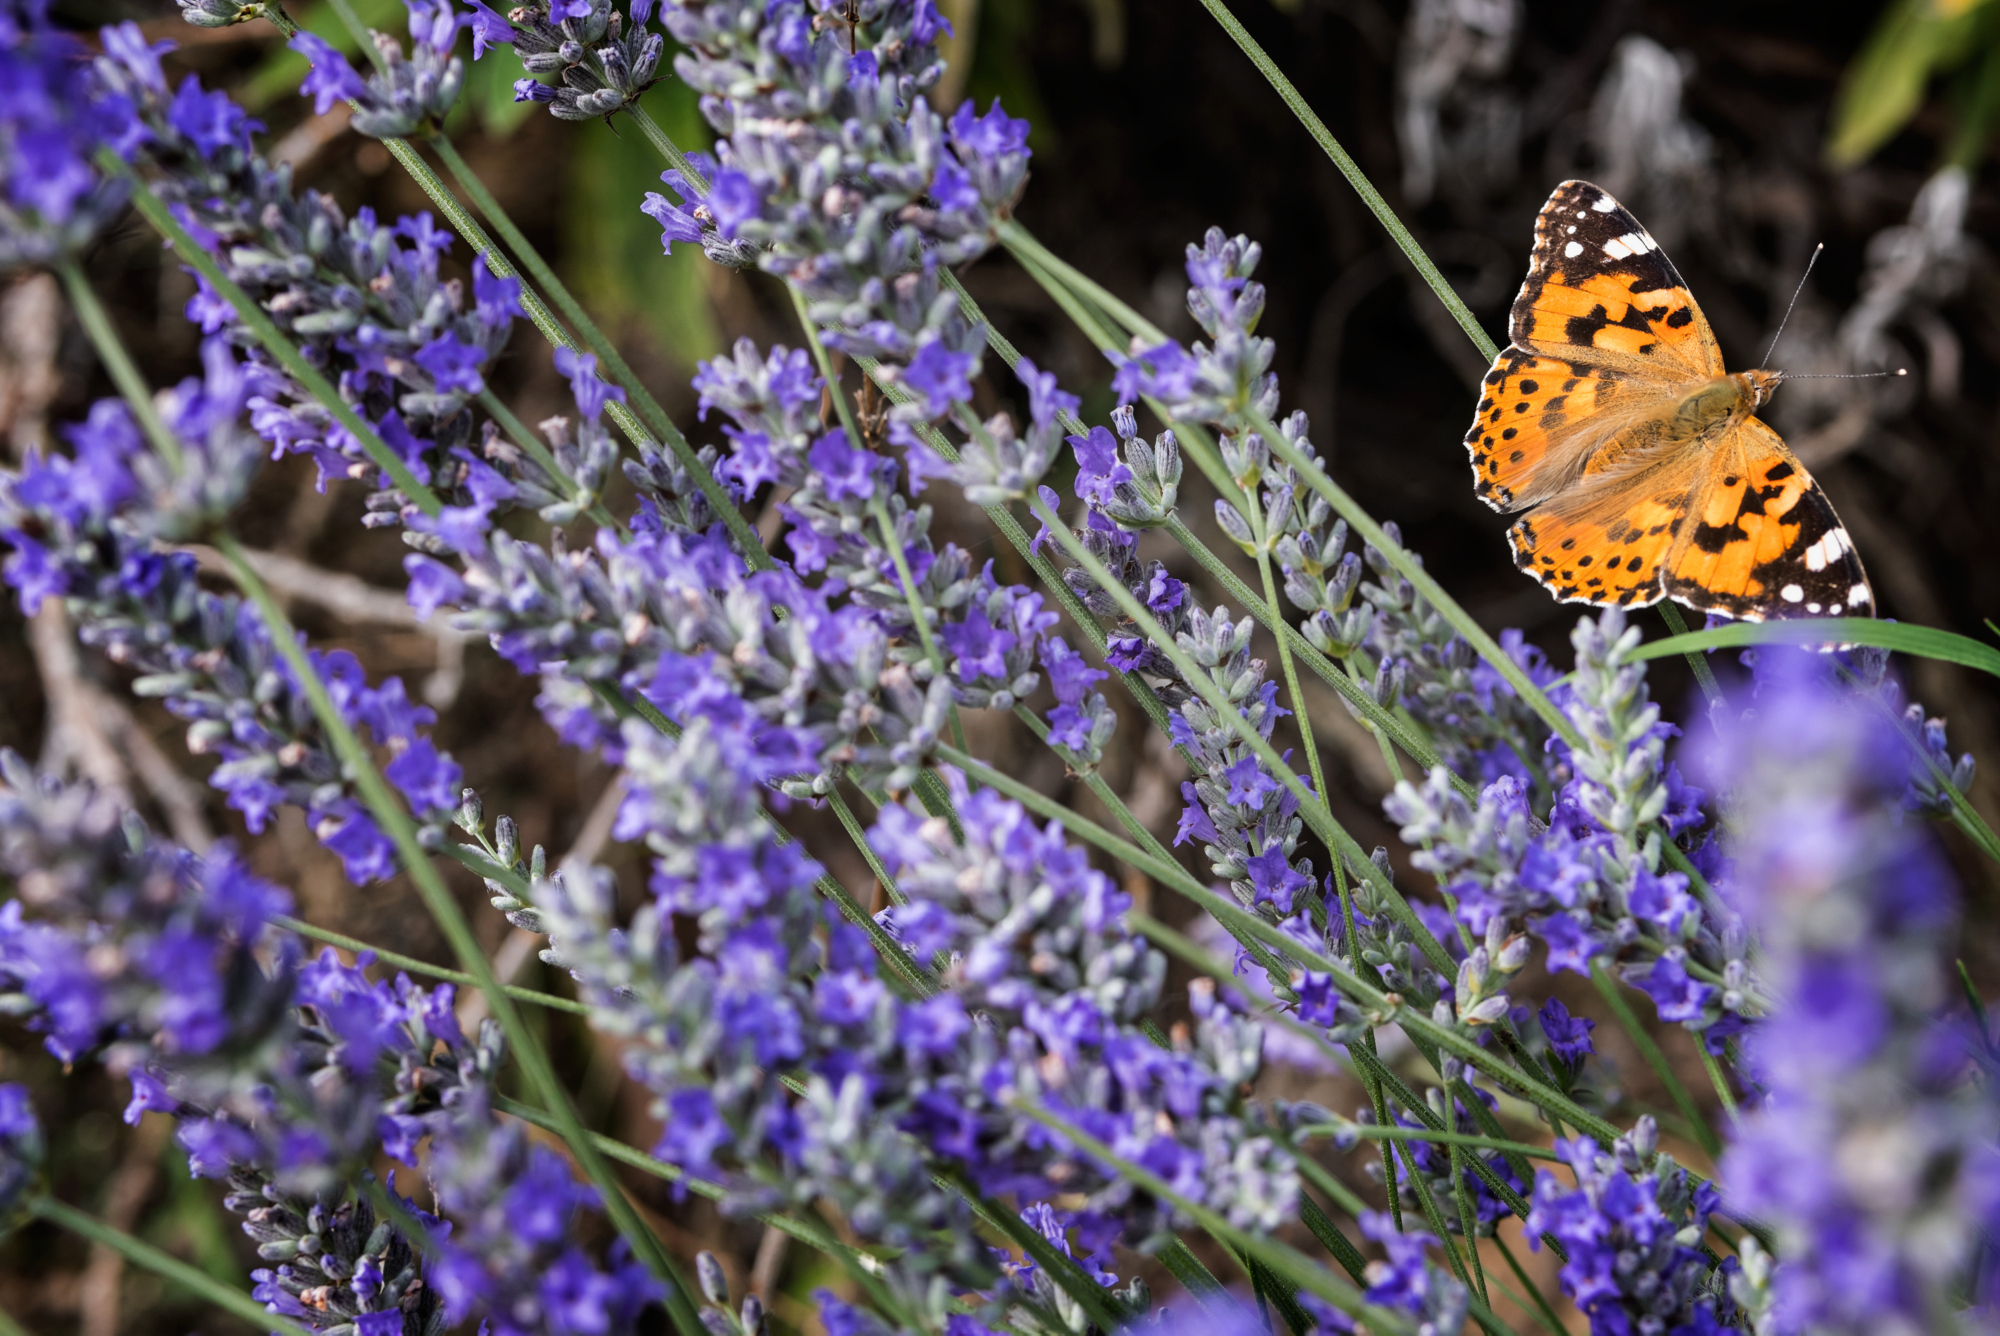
[{"x1": 1709, "y1": 651, "x2": 2000, "y2": 1334}]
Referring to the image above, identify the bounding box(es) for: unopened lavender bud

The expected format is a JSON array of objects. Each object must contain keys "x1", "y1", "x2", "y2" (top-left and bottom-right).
[
  {"x1": 495, "y1": 815, "x2": 519, "y2": 867},
  {"x1": 1213, "y1": 499, "x2": 1255, "y2": 552},
  {"x1": 177, "y1": 0, "x2": 264, "y2": 24},
  {"x1": 696, "y1": 1251, "x2": 730, "y2": 1306},
  {"x1": 739, "y1": 1295, "x2": 765, "y2": 1336},
  {"x1": 1263, "y1": 484, "x2": 1295, "y2": 536}
]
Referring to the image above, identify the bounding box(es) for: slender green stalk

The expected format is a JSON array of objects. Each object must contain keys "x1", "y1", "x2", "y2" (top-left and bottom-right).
[
  {"x1": 1700, "y1": 1046, "x2": 1742, "y2": 1124},
  {"x1": 1191, "y1": 0, "x2": 1498, "y2": 360},
  {"x1": 1333, "y1": 855, "x2": 1403, "y2": 1230},
  {"x1": 628, "y1": 102, "x2": 711, "y2": 194},
  {"x1": 1447, "y1": 1121, "x2": 1492, "y2": 1307},
  {"x1": 1158, "y1": 1238, "x2": 1233, "y2": 1298},
  {"x1": 32, "y1": 1195, "x2": 313, "y2": 1336},
  {"x1": 213, "y1": 537, "x2": 703, "y2": 1336},
  {"x1": 1393, "y1": 1133, "x2": 1477, "y2": 1290},
  {"x1": 322, "y1": 0, "x2": 384, "y2": 67},
  {"x1": 106, "y1": 157, "x2": 442, "y2": 516},
  {"x1": 828, "y1": 786, "x2": 905, "y2": 906},
  {"x1": 997, "y1": 222, "x2": 1163, "y2": 346},
  {"x1": 273, "y1": 913, "x2": 586, "y2": 1014},
  {"x1": 1299, "y1": 1193, "x2": 1371, "y2": 1282},
  {"x1": 1656, "y1": 602, "x2": 1723, "y2": 702},
  {"x1": 1247, "y1": 490, "x2": 1333, "y2": 815},
  {"x1": 56, "y1": 261, "x2": 183, "y2": 472},
  {"x1": 1590, "y1": 960, "x2": 1721, "y2": 1160},
  {"x1": 1493, "y1": 1231, "x2": 1568, "y2": 1336}
]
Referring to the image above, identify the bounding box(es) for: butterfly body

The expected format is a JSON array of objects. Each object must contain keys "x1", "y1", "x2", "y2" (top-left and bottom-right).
[{"x1": 1469, "y1": 181, "x2": 1873, "y2": 622}]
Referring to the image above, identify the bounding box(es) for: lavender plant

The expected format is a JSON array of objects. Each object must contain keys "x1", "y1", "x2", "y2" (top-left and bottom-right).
[{"x1": 1, "y1": 0, "x2": 1997, "y2": 1333}]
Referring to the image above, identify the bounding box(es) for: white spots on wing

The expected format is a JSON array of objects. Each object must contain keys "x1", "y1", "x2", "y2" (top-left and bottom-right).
[
  {"x1": 1566, "y1": 225, "x2": 1577, "y2": 234},
  {"x1": 1781, "y1": 583, "x2": 1804, "y2": 603},
  {"x1": 1564, "y1": 241, "x2": 1583, "y2": 258},
  {"x1": 1591, "y1": 195, "x2": 1617, "y2": 212},
  {"x1": 1803, "y1": 527, "x2": 1854, "y2": 571},
  {"x1": 1830, "y1": 604, "x2": 1844, "y2": 614},
  {"x1": 1607, "y1": 232, "x2": 1653, "y2": 256},
  {"x1": 1806, "y1": 602, "x2": 1822, "y2": 613},
  {"x1": 1603, "y1": 237, "x2": 1632, "y2": 259},
  {"x1": 1849, "y1": 582, "x2": 1872, "y2": 605},
  {"x1": 1576, "y1": 210, "x2": 1588, "y2": 219}
]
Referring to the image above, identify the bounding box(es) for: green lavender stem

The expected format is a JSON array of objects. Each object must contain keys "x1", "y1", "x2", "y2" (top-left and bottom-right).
[
  {"x1": 1590, "y1": 960, "x2": 1722, "y2": 1160},
  {"x1": 1193, "y1": 0, "x2": 1498, "y2": 358},
  {"x1": 32, "y1": 1195, "x2": 313, "y2": 1336},
  {"x1": 56, "y1": 261, "x2": 183, "y2": 473},
  {"x1": 271, "y1": 913, "x2": 587, "y2": 1015}
]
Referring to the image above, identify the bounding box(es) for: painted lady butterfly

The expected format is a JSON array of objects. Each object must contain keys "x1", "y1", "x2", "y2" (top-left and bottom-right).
[{"x1": 1467, "y1": 180, "x2": 1873, "y2": 621}]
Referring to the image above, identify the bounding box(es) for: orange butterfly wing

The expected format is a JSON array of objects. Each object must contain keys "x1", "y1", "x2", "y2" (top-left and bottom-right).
[
  {"x1": 1662, "y1": 418, "x2": 1873, "y2": 620},
  {"x1": 1466, "y1": 181, "x2": 1718, "y2": 516},
  {"x1": 1506, "y1": 461, "x2": 1696, "y2": 610},
  {"x1": 1507, "y1": 181, "x2": 1721, "y2": 379}
]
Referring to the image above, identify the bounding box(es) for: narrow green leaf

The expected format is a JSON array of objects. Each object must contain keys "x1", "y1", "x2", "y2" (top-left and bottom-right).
[
  {"x1": 1629, "y1": 618, "x2": 2000, "y2": 679},
  {"x1": 33, "y1": 1196, "x2": 313, "y2": 1336},
  {"x1": 1828, "y1": 0, "x2": 1950, "y2": 166}
]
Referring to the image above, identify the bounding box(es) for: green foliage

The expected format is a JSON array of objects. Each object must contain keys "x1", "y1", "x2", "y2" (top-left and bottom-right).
[
  {"x1": 1829, "y1": 0, "x2": 2000, "y2": 167},
  {"x1": 563, "y1": 88, "x2": 720, "y2": 373},
  {"x1": 1634, "y1": 617, "x2": 2000, "y2": 681}
]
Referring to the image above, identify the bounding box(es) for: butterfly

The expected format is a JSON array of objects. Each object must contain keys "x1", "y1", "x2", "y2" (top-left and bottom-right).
[{"x1": 1465, "y1": 179, "x2": 1873, "y2": 622}]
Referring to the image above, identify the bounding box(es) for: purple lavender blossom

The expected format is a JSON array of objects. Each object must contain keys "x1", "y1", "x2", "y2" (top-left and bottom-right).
[
  {"x1": 1525, "y1": 1117, "x2": 1730, "y2": 1335},
  {"x1": 422, "y1": 1096, "x2": 663, "y2": 1335},
  {"x1": 0, "y1": 5, "x2": 134, "y2": 266},
  {"x1": 0, "y1": 356, "x2": 469, "y2": 881},
  {"x1": 1385, "y1": 610, "x2": 1746, "y2": 1044},
  {"x1": 290, "y1": 31, "x2": 368, "y2": 114},
  {"x1": 91, "y1": 34, "x2": 524, "y2": 521},
  {"x1": 487, "y1": 0, "x2": 667, "y2": 120},
  {"x1": 1708, "y1": 651, "x2": 2000, "y2": 1334},
  {"x1": 1538, "y1": 998, "x2": 1595, "y2": 1068},
  {"x1": 1356, "y1": 1212, "x2": 1469, "y2": 1335}
]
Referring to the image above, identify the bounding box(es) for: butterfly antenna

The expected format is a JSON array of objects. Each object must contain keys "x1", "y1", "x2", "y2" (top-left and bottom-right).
[
  {"x1": 1782, "y1": 368, "x2": 1909, "y2": 379},
  {"x1": 1760, "y1": 242, "x2": 1824, "y2": 368}
]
